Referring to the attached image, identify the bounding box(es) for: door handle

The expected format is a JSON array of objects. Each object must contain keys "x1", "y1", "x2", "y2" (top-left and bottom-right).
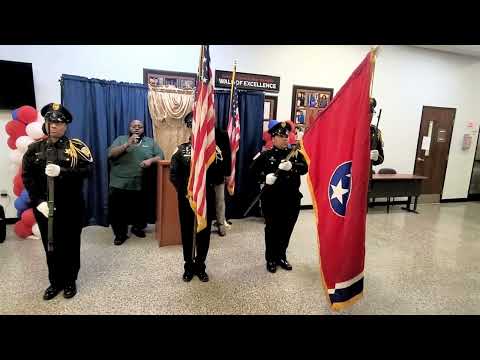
[{"x1": 417, "y1": 157, "x2": 425, "y2": 162}]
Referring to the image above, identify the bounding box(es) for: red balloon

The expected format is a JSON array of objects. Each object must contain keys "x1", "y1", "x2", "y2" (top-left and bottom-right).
[
  {"x1": 263, "y1": 131, "x2": 273, "y2": 150},
  {"x1": 5, "y1": 120, "x2": 17, "y2": 136},
  {"x1": 13, "y1": 173, "x2": 24, "y2": 196},
  {"x1": 13, "y1": 182, "x2": 23, "y2": 197},
  {"x1": 16, "y1": 106, "x2": 38, "y2": 125},
  {"x1": 286, "y1": 120, "x2": 297, "y2": 145},
  {"x1": 7, "y1": 136, "x2": 17, "y2": 150},
  {"x1": 4, "y1": 120, "x2": 26, "y2": 138},
  {"x1": 14, "y1": 220, "x2": 32, "y2": 239},
  {"x1": 21, "y1": 208, "x2": 36, "y2": 228}
]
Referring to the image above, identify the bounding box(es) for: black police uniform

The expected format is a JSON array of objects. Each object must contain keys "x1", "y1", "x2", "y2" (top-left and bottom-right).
[
  {"x1": 22, "y1": 103, "x2": 93, "y2": 299},
  {"x1": 212, "y1": 128, "x2": 231, "y2": 186},
  {"x1": 250, "y1": 123, "x2": 308, "y2": 272},
  {"x1": 369, "y1": 98, "x2": 384, "y2": 169},
  {"x1": 370, "y1": 124, "x2": 384, "y2": 167},
  {"x1": 169, "y1": 119, "x2": 224, "y2": 281}
]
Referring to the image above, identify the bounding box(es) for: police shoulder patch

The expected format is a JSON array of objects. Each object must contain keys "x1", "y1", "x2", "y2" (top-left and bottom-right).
[{"x1": 70, "y1": 139, "x2": 94, "y2": 163}]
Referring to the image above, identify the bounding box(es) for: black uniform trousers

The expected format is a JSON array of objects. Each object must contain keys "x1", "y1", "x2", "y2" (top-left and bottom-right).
[
  {"x1": 33, "y1": 205, "x2": 83, "y2": 287},
  {"x1": 109, "y1": 187, "x2": 147, "y2": 239},
  {"x1": 261, "y1": 193, "x2": 301, "y2": 263},
  {"x1": 177, "y1": 186, "x2": 214, "y2": 272}
]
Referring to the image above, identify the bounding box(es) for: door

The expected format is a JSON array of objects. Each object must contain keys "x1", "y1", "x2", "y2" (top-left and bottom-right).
[
  {"x1": 468, "y1": 130, "x2": 480, "y2": 199},
  {"x1": 413, "y1": 106, "x2": 456, "y2": 200}
]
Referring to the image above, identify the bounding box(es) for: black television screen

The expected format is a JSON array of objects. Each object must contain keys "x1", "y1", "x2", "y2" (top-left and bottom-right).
[{"x1": 0, "y1": 60, "x2": 36, "y2": 110}]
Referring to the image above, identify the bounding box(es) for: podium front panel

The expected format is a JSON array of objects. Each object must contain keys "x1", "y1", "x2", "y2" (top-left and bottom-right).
[{"x1": 156, "y1": 161, "x2": 182, "y2": 247}]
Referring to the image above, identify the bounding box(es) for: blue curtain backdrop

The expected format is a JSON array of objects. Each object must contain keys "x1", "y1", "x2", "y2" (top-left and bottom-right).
[
  {"x1": 61, "y1": 74, "x2": 153, "y2": 226},
  {"x1": 214, "y1": 90, "x2": 264, "y2": 218}
]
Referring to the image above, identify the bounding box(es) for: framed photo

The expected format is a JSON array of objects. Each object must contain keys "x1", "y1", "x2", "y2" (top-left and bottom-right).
[
  {"x1": 143, "y1": 68, "x2": 197, "y2": 90},
  {"x1": 295, "y1": 109, "x2": 306, "y2": 124},
  {"x1": 291, "y1": 85, "x2": 334, "y2": 129}
]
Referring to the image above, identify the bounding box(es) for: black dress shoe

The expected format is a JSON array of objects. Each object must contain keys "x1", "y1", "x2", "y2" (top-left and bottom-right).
[
  {"x1": 63, "y1": 283, "x2": 77, "y2": 299},
  {"x1": 43, "y1": 285, "x2": 62, "y2": 301},
  {"x1": 131, "y1": 227, "x2": 146, "y2": 238},
  {"x1": 114, "y1": 236, "x2": 128, "y2": 245},
  {"x1": 278, "y1": 259, "x2": 292, "y2": 271},
  {"x1": 196, "y1": 270, "x2": 209, "y2": 282},
  {"x1": 266, "y1": 261, "x2": 277, "y2": 273},
  {"x1": 183, "y1": 270, "x2": 194, "y2": 282}
]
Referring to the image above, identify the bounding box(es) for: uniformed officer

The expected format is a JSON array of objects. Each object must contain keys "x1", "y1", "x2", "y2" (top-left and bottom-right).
[
  {"x1": 250, "y1": 120, "x2": 308, "y2": 273},
  {"x1": 370, "y1": 98, "x2": 384, "y2": 166},
  {"x1": 169, "y1": 112, "x2": 221, "y2": 282},
  {"x1": 368, "y1": 98, "x2": 385, "y2": 208},
  {"x1": 22, "y1": 103, "x2": 94, "y2": 300}
]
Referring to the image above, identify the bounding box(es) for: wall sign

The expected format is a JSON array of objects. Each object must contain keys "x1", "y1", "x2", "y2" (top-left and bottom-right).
[{"x1": 215, "y1": 70, "x2": 280, "y2": 93}]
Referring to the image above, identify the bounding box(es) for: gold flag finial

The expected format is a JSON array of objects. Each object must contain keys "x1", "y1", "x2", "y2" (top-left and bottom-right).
[
  {"x1": 370, "y1": 46, "x2": 379, "y2": 63},
  {"x1": 369, "y1": 46, "x2": 379, "y2": 98}
]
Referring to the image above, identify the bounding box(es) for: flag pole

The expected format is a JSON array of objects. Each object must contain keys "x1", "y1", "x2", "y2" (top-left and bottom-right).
[
  {"x1": 229, "y1": 61, "x2": 237, "y2": 116},
  {"x1": 191, "y1": 45, "x2": 205, "y2": 262},
  {"x1": 369, "y1": 46, "x2": 379, "y2": 98}
]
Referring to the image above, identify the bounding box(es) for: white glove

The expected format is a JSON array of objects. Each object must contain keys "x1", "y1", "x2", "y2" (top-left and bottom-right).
[
  {"x1": 266, "y1": 173, "x2": 277, "y2": 185},
  {"x1": 370, "y1": 150, "x2": 379, "y2": 161},
  {"x1": 278, "y1": 160, "x2": 293, "y2": 171},
  {"x1": 36, "y1": 202, "x2": 49, "y2": 218},
  {"x1": 45, "y1": 164, "x2": 61, "y2": 177}
]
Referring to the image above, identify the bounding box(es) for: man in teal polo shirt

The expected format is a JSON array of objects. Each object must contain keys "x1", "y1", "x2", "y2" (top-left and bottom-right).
[{"x1": 108, "y1": 120, "x2": 164, "y2": 245}]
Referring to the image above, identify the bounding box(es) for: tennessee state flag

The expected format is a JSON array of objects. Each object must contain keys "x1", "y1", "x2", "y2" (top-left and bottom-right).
[{"x1": 301, "y1": 50, "x2": 376, "y2": 311}]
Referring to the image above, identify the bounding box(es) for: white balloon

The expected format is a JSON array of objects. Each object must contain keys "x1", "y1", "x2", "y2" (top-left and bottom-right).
[
  {"x1": 26, "y1": 121, "x2": 45, "y2": 140},
  {"x1": 8, "y1": 149, "x2": 24, "y2": 165},
  {"x1": 15, "y1": 136, "x2": 34, "y2": 153},
  {"x1": 9, "y1": 163, "x2": 18, "y2": 172},
  {"x1": 32, "y1": 223, "x2": 41, "y2": 238}
]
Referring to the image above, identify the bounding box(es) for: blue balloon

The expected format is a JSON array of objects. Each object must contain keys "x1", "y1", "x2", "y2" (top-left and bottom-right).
[
  {"x1": 14, "y1": 197, "x2": 29, "y2": 212},
  {"x1": 12, "y1": 109, "x2": 18, "y2": 121},
  {"x1": 20, "y1": 189, "x2": 30, "y2": 203}
]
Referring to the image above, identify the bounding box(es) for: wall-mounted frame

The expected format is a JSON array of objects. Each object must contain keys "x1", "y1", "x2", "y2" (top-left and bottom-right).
[
  {"x1": 263, "y1": 95, "x2": 278, "y2": 132},
  {"x1": 291, "y1": 85, "x2": 334, "y2": 129},
  {"x1": 143, "y1": 68, "x2": 197, "y2": 90}
]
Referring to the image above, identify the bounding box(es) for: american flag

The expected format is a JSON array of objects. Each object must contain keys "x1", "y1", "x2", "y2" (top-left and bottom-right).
[
  {"x1": 188, "y1": 45, "x2": 217, "y2": 233},
  {"x1": 226, "y1": 66, "x2": 240, "y2": 195}
]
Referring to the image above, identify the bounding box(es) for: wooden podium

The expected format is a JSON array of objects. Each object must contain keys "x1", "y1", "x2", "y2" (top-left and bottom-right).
[{"x1": 156, "y1": 160, "x2": 182, "y2": 247}]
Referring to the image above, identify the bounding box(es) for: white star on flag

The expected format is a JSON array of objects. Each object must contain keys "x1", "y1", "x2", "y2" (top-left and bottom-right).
[{"x1": 330, "y1": 179, "x2": 349, "y2": 204}]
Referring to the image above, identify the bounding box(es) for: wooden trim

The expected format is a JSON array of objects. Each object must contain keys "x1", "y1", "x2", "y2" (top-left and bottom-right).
[
  {"x1": 440, "y1": 198, "x2": 470, "y2": 203},
  {"x1": 143, "y1": 68, "x2": 197, "y2": 86},
  {"x1": 467, "y1": 127, "x2": 480, "y2": 196},
  {"x1": 265, "y1": 95, "x2": 278, "y2": 120},
  {"x1": 372, "y1": 174, "x2": 428, "y2": 180}
]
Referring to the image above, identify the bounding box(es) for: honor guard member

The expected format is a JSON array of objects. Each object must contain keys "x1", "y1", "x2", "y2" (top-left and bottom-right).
[
  {"x1": 369, "y1": 98, "x2": 384, "y2": 167},
  {"x1": 368, "y1": 98, "x2": 385, "y2": 208},
  {"x1": 22, "y1": 103, "x2": 94, "y2": 300},
  {"x1": 169, "y1": 112, "x2": 223, "y2": 282},
  {"x1": 250, "y1": 120, "x2": 308, "y2": 273}
]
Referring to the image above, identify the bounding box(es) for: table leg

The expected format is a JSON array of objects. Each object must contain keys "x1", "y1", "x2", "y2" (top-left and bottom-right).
[
  {"x1": 412, "y1": 196, "x2": 419, "y2": 214},
  {"x1": 401, "y1": 196, "x2": 412, "y2": 212}
]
